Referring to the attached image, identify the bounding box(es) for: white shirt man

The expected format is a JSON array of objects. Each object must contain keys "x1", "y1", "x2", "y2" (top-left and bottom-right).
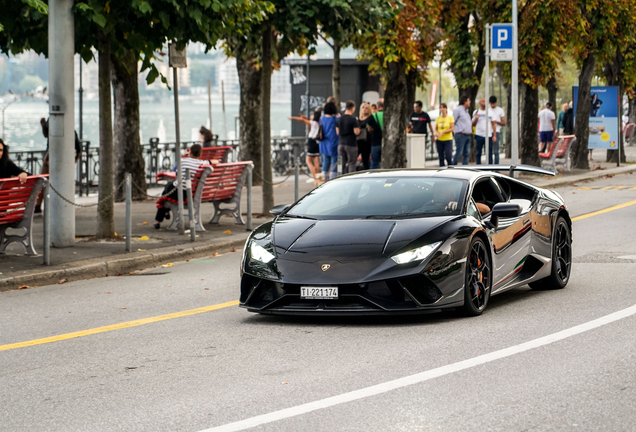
[
  {"x1": 538, "y1": 102, "x2": 556, "y2": 153},
  {"x1": 488, "y1": 96, "x2": 506, "y2": 164},
  {"x1": 472, "y1": 98, "x2": 497, "y2": 165}
]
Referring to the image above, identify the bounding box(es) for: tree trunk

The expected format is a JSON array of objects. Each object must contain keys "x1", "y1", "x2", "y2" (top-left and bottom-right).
[
  {"x1": 406, "y1": 68, "x2": 418, "y2": 115},
  {"x1": 603, "y1": 49, "x2": 625, "y2": 163},
  {"x1": 236, "y1": 55, "x2": 262, "y2": 187},
  {"x1": 629, "y1": 87, "x2": 636, "y2": 146},
  {"x1": 261, "y1": 25, "x2": 274, "y2": 213},
  {"x1": 519, "y1": 83, "x2": 540, "y2": 166},
  {"x1": 546, "y1": 77, "x2": 557, "y2": 115},
  {"x1": 382, "y1": 60, "x2": 408, "y2": 168},
  {"x1": 111, "y1": 49, "x2": 146, "y2": 201},
  {"x1": 572, "y1": 53, "x2": 596, "y2": 170},
  {"x1": 332, "y1": 41, "x2": 341, "y2": 108},
  {"x1": 498, "y1": 64, "x2": 512, "y2": 158},
  {"x1": 97, "y1": 33, "x2": 115, "y2": 239}
]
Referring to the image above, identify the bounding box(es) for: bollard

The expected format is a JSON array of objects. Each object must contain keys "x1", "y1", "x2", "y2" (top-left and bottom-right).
[
  {"x1": 43, "y1": 179, "x2": 50, "y2": 265},
  {"x1": 246, "y1": 164, "x2": 253, "y2": 231},
  {"x1": 185, "y1": 169, "x2": 196, "y2": 242},
  {"x1": 125, "y1": 173, "x2": 132, "y2": 252}
]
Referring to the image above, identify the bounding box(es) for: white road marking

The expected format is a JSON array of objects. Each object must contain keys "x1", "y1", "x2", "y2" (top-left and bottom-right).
[
  {"x1": 617, "y1": 255, "x2": 636, "y2": 260},
  {"x1": 202, "y1": 304, "x2": 636, "y2": 432}
]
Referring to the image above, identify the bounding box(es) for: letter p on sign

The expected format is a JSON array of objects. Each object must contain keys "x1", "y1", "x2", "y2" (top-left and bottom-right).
[{"x1": 497, "y1": 29, "x2": 508, "y2": 47}]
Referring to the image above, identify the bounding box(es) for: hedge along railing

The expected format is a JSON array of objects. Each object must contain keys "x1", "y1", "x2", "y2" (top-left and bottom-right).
[{"x1": 11, "y1": 136, "x2": 308, "y2": 196}]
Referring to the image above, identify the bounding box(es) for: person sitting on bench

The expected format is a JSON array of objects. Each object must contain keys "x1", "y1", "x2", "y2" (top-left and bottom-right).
[
  {"x1": 154, "y1": 144, "x2": 217, "y2": 229},
  {"x1": 0, "y1": 138, "x2": 28, "y2": 183}
]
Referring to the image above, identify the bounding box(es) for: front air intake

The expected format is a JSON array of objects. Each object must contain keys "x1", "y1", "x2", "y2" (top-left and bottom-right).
[{"x1": 398, "y1": 275, "x2": 442, "y2": 305}]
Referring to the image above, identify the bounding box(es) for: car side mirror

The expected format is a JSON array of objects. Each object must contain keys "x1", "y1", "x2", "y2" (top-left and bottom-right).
[
  {"x1": 270, "y1": 204, "x2": 290, "y2": 217},
  {"x1": 489, "y1": 203, "x2": 521, "y2": 229}
]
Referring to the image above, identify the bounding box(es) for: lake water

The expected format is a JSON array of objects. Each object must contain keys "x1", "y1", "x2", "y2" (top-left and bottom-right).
[{"x1": 1, "y1": 97, "x2": 293, "y2": 151}]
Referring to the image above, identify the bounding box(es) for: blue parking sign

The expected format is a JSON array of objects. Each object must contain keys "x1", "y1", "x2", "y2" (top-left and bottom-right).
[{"x1": 491, "y1": 24, "x2": 513, "y2": 61}]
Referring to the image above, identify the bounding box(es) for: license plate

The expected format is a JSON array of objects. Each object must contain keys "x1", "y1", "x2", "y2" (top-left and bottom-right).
[{"x1": 300, "y1": 286, "x2": 338, "y2": 299}]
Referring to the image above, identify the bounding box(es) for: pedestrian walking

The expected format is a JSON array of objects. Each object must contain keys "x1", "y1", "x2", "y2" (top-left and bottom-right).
[
  {"x1": 289, "y1": 109, "x2": 323, "y2": 186},
  {"x1": 563, "y1": 102, "x2": 574, "y2": 135},
  {"x1": 472, "y1": 98, "x2": 497, "y2": 165},
  {"x1": 337, "y1": 100, "x2": 361, "y2": 175},
  {"x1": 408, "y1": 101, "x2": 435, "y2": 137},
  {"x1": 319, "y1": 101, "x2": 340, "y2": 180},
  {"x1": 35, "y1": 118, "x2": 81, "y2": 213},
  {"x1": 556, "y1": 103, "x2": 568, "y2": 137},
  {"x1": 366, "y1": 100, "x2": 384, "y2": 169},
  {"x1": 435, "y1": 103, "x2": 454, "y2": 167},
  {"x1": 452, "y1": 96, "x2": 472, "y2": 165},
  {"x1": 538, "y1": 102, "x2": 556, "y2": 153},
  {"x1": 488, "y1": 96, "x2": 506, "y2": 164},
  {"x1": 357, "y1": 102, "x2": 373, "y2": 170}
]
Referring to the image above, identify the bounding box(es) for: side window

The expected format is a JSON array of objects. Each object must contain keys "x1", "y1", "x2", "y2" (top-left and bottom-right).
[
  {"x1": 472, "y1": 177, "x2": 505, "y2": 210},
  {"x1": 467, "y1": 198, "x2": 481, "y2": 220},
  {"x1": 498, "y1": 177, "x2": 536, "y2": 213}
]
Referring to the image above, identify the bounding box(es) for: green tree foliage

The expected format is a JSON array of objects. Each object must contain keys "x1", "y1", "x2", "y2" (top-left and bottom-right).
[
  {"x1": 569, "y1": 0, "x2": 629, "y2": 169},
  {"x1": 356, "y1": 0, "x2": 443, "y2": 168},
  {"x1": 0, "y1": 0, "x2": 48, "y2": 55},
  {"x1": 318, "y1": 0, "x2": 389, "y2": 106},
  {"x1": 483, "y1": 0, "x2": 577, "y2": 166}
]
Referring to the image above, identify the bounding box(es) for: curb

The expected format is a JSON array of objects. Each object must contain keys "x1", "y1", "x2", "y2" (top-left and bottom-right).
[
  {"x1": 530, "y1": 165, "x2": 636, "y2": 189},
  {"x1": 0, "y1": 234, "x2": 250, "y2": 292}
]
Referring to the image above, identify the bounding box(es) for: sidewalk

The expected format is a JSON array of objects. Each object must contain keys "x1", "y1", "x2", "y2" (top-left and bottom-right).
[
  {"x1": 0, "y1": 176, "x2": 314, "y2": 290},
  {"x1": 1, "y1": 145, "x2": 635, "y2": 291}
]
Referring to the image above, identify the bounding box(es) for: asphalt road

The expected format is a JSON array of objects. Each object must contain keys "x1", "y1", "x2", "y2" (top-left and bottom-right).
[{"x1": 1, "y1": 174, "x2": 636, "y2": 432}]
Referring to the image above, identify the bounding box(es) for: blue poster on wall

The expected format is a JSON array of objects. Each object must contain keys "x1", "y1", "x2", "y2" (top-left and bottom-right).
[{"x1": 573, "y1": 86, "x2": 619, "y2": 150}]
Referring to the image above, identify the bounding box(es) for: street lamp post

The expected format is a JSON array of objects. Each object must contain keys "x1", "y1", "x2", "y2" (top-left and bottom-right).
[{"x1": 78, "y1": 56, "x2": 83, "y2": 141}]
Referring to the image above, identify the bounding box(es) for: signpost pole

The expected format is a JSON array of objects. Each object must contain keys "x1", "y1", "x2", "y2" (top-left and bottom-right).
[
  {"x1": 512, "y1": 1, "x2": 519, "y2": 171},
  {"x1": 169, "y1": 44, "x2": 187, "y2": 234},
  {"x1": 485, "y1": 24, "x2": 490, "y2": 165}
]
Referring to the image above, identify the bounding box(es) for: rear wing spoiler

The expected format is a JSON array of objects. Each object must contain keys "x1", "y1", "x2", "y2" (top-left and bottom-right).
[{"x1": 451, "y1": 164, "x2": 555, "y2": 177}]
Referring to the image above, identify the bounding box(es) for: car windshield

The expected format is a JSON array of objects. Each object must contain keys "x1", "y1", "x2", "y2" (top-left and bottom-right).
[{"x1": 286, "y1": 177, "x2": 467, "y2": 220}]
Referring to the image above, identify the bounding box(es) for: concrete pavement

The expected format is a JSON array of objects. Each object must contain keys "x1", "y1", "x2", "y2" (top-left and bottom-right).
[{"x1": 1, "y1": 143, "x2": 635, "y2": 290}]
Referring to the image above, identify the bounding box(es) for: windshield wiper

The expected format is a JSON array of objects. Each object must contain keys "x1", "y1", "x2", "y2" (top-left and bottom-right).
[{"x1": 284, "y1": 214, "x2": 317, "y2": 220}]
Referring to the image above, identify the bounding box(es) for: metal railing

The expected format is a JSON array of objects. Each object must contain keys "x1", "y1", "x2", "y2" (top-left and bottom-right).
[{"x1": 11, "y1": 136, "x2": 308, "y2": 195}]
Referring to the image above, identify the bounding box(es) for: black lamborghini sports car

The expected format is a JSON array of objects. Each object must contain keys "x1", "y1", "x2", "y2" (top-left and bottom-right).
[{"x1": 240, "y1": 166, "x2": 572, "y2": 316}]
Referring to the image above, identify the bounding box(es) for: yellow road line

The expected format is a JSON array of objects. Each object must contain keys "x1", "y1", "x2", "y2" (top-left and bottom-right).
[
  {"x1": 4, "y1": 198, "x2": 636, "y2": 353},
  {"x1": 599, "y1": 186, "x2": 614, "y2": 190},
  {"x1": 0, "y1": 300, "x2": 239, "y2": 352},
  {"x1": 572, "y1": 199, "x2": 636, "y2": 222}
]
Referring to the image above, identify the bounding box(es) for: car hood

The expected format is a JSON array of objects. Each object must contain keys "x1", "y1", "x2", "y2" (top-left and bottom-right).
[{"x1": 272, "y1": 216, "x2": 454, "y2": 264}]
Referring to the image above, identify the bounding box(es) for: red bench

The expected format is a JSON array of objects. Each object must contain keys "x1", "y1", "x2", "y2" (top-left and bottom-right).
[
  {"x1": 0, "y1": 175, "x2": 47, "y2": 255},
  {"x1": 540, "y1": 135, "x2": 576, "y2": 172},
  {"x1": 183, "y1": 146, "x2": 233, "y2": 162},
  {"x1": 160, "y1": 162, "x2": 253, "y2": 231}
]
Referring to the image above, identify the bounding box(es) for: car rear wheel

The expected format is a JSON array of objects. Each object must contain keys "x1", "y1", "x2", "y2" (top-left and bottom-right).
[
  {"x1": 529, "y1": 216, "x2": 571, "y2": 290},
  {"x1": 461, "y1": 237, "x2": 491, "y2": 316}
]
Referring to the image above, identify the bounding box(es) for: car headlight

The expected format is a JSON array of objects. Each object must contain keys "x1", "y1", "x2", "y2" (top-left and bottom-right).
[
  {"x1": 391, "y1": 242, "x2": 441, "y2": 264},
  {"x1": 250, "y1": 242, "x2": 275, "y2": 263}
]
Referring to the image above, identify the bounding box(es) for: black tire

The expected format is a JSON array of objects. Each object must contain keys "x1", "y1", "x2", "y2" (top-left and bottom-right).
[
  {"x1": 461, "y1": 237, "x2": 492, "y2": 316},
  {"x1": 529, "y1": 216, "x2": 571, "y2": 290}
]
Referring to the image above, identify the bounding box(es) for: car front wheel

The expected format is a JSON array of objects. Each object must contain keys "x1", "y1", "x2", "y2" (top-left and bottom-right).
[
  {"x1": 529, "y1": 216, "x2": 571, "y2": 290},
  {"x1": 461, "y1": 237, "x2": 492, "y2": 316}
]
